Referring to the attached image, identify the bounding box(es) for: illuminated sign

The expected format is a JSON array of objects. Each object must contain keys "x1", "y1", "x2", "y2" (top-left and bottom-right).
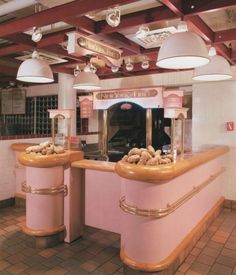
[{"x1": 96, "y1": 89, "x2": 158, "y2": 100}]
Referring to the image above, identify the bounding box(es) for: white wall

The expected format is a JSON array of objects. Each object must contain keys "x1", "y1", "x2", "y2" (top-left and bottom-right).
[
  {"x1": 0, "y1": 138, "x2": 47, "y2": 200},
  {"x1": 192, "y1": 80, "x2": 236, "y2": 200}
]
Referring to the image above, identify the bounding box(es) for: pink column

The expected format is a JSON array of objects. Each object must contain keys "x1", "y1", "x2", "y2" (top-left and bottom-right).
[{"x1": 25, "y1": 166, "x2": 64, "y2": 231}]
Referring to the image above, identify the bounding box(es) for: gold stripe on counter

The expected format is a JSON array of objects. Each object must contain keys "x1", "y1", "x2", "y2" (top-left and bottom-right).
[
  {"x1": 120, "y1": 168, "x2": 225, "y2": 218},
  {"x1": 22, "y1": 181, "x2": 67, "y2": 195},
  {"x1": 120, "y1": 197, "x2": 224, "y2": 272}
]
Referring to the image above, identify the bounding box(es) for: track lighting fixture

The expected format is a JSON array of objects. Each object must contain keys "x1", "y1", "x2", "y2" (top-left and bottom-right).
[
  {"x1": 74, "y1": 65, "x2": 81, "y2": 77},
  {"x1": 135, "y1": 25, "x2": 150, "y2": 39},
  {"x1": 32, "y1": 27, "x2": 42, "y2": 42},
  {"x1": 126, "y1": 59, "x2": 134, "y2": 71},
  {"x1": 111, "y1": 66, "x2": 119, "y2": 73},
  {"x1": 141, "y1": 57, "x2": 149, "y2": 69},
  {"x1": 106, "y1": 7, "x2": 120, "y2": 27}
]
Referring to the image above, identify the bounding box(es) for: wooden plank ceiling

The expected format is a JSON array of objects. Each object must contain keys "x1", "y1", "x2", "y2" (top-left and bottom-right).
[{"x1": 0, "y1": 0, "x2": 235, "y2": 86}]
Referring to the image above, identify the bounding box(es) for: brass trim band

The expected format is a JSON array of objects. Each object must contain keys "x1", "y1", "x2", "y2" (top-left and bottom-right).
[
  {"x1": 119, "y1": 168, "x2": 225, "y2": 218},
  {"x1": 22, "y1": 181, "x2": 68, "y2": 195},
  {"x1": 120, "y1": 197, "x2": 224, "y2": 272},
  {"x1": 21, "y1": 223, "x2": 65, "y2": 237}
]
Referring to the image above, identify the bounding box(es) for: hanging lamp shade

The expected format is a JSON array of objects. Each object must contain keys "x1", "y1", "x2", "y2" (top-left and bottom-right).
[
  {"x1": 73, "y1": 71, "x2": 101, "y2": 90},
  {"x1": 192, "y1": 55, "x2": 233, "y2": 81},
  {"x1": 17, "y1": 51, "x2": 54, "y2": 83},
  {"x1": 156, "y1": 22, "x2": 210, "y2": 69}
]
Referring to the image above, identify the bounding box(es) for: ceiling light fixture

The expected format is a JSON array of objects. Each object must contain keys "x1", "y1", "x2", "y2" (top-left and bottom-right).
[
  {"x1": 192, "y1": 47, "x2": 233, "y2": 81},
  {"x1": 73, "y1": 63, "x2": 101, "y2": 91},
  {"x1": 32, "y1": 27, "x2": 42, "y2": 42},
  {"x1": 74, "y1": 65, "x2": 81, "y2": 77},
  {"x1": 125, "y1": 58, "x2": 134, "y2": 72},
  {"x1": 141, "y1": 56, "x2": 149, "y2": 69},
  {"x1": 135, "y1": 25, "x2": 150, "y2": 39},
  {"x1": 16, "y1": 50, "x2": 54, "y2": 83},
  {"x1": 156, "y1": 21, "x2": 210, "y2": 69},
  {"x1": 106, "y1": 7, "x2": 120, "y2": 27},
  {"x1": 111, "y1": 66, "x2": 119, "y2": 73}
]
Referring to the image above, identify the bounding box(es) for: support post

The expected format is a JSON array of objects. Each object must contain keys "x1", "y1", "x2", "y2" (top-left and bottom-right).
[{"x1": 146, "y1": 109, "x2": 152, "y2": 147}]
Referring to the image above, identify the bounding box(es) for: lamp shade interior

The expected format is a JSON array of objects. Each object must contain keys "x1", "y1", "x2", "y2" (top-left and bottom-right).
[
  {"x1": 156, "y1": 31, "x2": 210, "y2": 69},
  {"x1": 73, "y1": 71, "x2": 101, "y2": 90},
  {"x1": 17, "y1": 58, "x2": 54, "y2": 83},
  {"x1": 193, "y1": 55, "x2": 233, "y2": 81}
]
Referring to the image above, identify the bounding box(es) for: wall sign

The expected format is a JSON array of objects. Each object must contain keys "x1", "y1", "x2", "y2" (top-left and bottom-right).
[
  {"x1": 79, "y1": 96, "x2": 93, "y2": 118},
  {"x1": 93, "y1": 87, "x2": 163, "y2": 110},
  {"x1": 67, "y1": 32, "x2": 123, "y2": 67},
  {"x1": 1, "y1": 89, "x2": 26, "y2": 115}
]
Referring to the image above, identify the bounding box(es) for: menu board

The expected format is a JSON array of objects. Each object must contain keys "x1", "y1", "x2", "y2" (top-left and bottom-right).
[
  {"x1": 79, "y1": 96, "x2": 93, "y2": 118},
  {"x1": 1, "y1": 89, "x2": 26, "y2": 115}
]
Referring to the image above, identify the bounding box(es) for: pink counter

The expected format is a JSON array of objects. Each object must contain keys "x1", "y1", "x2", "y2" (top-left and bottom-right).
[{"x1": 72, "y1": 146, "x2": 229, "y2": 273}]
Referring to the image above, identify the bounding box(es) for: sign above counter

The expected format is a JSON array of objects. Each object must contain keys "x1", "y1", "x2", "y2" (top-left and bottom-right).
[{"x1": 93, "y1": 87, "x2": 163, "y2": 110}]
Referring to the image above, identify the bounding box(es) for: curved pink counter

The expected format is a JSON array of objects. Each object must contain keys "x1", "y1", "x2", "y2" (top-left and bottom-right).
[
  {"x1": 72, "y1": 146, "x2": 229, "y2": 273},
  {"x1": 18, "y1": 150, "x2": 83, "y2": 246},
  {"x1": 115, "y1": 146, "x2": 229, "y2": 272}
]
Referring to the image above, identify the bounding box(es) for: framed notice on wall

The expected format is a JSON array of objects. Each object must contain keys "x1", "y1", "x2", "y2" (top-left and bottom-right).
[
  {"x1": 79, "y1": 96, "x2": 93, "y2": 118},
  {"x1": 1, "y1": 89, "x2": 26, "y2": 115}
]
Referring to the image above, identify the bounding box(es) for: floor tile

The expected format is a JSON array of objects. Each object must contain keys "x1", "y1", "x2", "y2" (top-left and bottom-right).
[{"x1": 2, "y1": 206, "x2": 236, "y2": 275}]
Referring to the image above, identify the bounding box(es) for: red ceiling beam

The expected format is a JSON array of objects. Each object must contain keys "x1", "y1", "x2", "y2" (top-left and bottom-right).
[
  {"x1": 231, "y1": 50, "x2": 236, "y2": 60},
  {"x1": 95, "y1": 6, "x2": 178, "y2": 34},
  {"x1": 0, "y1": 64, "x2": 17, "y2": 75},
  {"x1": 183, "y1": 0, "x2": 236, "y2": 16},
  {"x1": 0, "y1": 0, "x2": 139, "y2": 38},
  {"x1": 36, "y1": 28, "x2": 75, "y2": 49},
  {"x1": 161, "y1": 0, "x2": 183, "y2": 17},
  {"x1": 214, "y1": 44, "x2": 235, "y2": 64},
  {"x1": 5, "y1": 33, "x2": 36, "y2": 47},
  {"x1": 214, "y1": 28, "x2": 236, "y2": 44},
  {"x1": 0, "y1": 44, "x2": 32, "y2": 57},
  {"x1": 64, "y1": 17, "x2": 96, "y2": 35},
  {"x1": 185, "y1": 15, "x2": 214, "y2": 43},
  {"x1": 43, "y1": 44, "x2": 87, "y2": 63}
]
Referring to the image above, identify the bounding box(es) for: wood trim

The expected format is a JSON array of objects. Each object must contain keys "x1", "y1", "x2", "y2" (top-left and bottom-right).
[
  {"x1": 115, "y1": 146, "x2": 229, "y2": 183},
  {"x1": 71, "y1": 159, "x2": 115, "y2": 172},
  {"x1": 120, "y1": 196, "x2": 224, "y2": 272},
  {"x1": 11, "y1": 143, "x2": 37, "y2": 152},
  {"x1": 15, "y1": 192, "x2": 26, "y2": 200},
  {"x1": 18, "y1": 150, "x2": 83, "y2": 168},
  {"x1": 21, "y1": 223, "x2": 65, "y2": 237}
]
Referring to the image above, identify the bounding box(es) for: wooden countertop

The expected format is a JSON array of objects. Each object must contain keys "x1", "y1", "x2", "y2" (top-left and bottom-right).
[
  {"x1": 11, "y1": 143, "x2": 37, "y2": 152},
  {"x1": 18, "y1": 150, "x2": 84, "y2": 168},
  {"x1": 71, "y1": 159, "x2": 115, "y2": 172},
  {"x1": 115, "y1": 145, "x2": 229, "y2": 183}
]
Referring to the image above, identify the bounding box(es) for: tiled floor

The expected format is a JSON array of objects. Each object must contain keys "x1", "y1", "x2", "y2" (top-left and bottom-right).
[{"x1": 1, "y1": 207, "x2": 236, "y2": 275}]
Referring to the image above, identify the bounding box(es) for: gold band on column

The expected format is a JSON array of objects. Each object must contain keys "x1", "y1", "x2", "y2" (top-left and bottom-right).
[{"x1": 22, "y1": 181, "x2": 67, "y2": 195}]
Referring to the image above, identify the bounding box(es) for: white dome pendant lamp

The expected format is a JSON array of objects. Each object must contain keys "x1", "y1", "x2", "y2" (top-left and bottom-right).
[
  {"x1": 17, "y1": 50, "x2": 54, "y2": 83},
  {"x1": 156, "y1": 21, "x2": 210, "y2": 69},
  {"x1": 73, "y1": 63, "x2": 101, "y2": 91},
  {"x1": 192, "y1": 47, "x2": 233, "y2": 81}
]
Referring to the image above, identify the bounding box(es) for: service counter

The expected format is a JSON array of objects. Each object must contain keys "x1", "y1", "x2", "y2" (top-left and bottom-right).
[
  {"x1": 72, "y1": 145, "x2": 229, "y2": 273},
  {"x1": 11, "y1": 143, "x2": 229, "y2": 272}
]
